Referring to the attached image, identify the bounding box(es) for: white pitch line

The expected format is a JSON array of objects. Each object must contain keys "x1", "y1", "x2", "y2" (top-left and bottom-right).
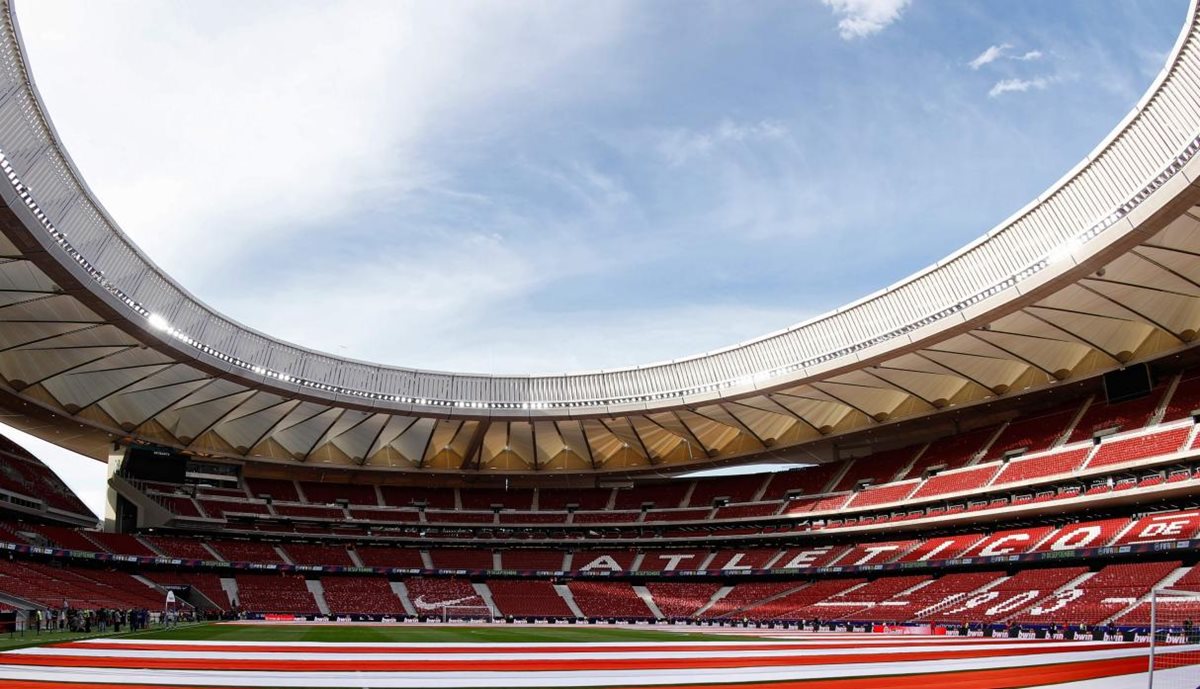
[{"x1": 7, "y1": 640, "x2": 1131, "y2": 661}]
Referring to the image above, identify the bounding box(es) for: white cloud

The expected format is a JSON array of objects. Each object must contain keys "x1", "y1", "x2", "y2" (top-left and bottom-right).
[
  {"x1": 15, "y1": 1, "x2": 632, "y2": 286},
  {"x1": 970, "y1": 44, "x2": 1043, "y2": 70},
  {"x1": 969, "y1": 43, "x2": 1012, "y2": 70},
  {"x1": 657, "y1": 119, "x2": 789, "y2": 166},
  {"x1": 988, "y1": 76, "x2": 1053, "y2": 98},
  {"x1": 821, "y1": 0, "x2": 912, "y2": 40}
]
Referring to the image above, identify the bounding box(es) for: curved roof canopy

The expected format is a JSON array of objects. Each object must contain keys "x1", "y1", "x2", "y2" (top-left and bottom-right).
[{"x1": 0, "y1": 0, "x2": 1198, "y2": 474}]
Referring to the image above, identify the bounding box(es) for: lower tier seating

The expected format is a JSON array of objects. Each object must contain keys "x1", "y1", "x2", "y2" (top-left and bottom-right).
[
  {"x1": 321, "y1": 576, "x2": 403, "y2": 615},
  {"x1": 568, "y1": 581, "x2": 654, "y2": 618},
  {"x1": 645, "y1": 582, "x2": 722, "y2": 618},
  {"x1": 233, "y1": 573, "x2": 316, "y2": 613},
  {"x1": 486, "y1": 580, "x2": 573, "y2": 618}
]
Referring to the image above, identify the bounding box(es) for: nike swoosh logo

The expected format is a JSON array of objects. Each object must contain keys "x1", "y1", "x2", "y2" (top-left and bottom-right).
[{"x1": 412, "y1": 594, "x2": 478, "y2": 610}]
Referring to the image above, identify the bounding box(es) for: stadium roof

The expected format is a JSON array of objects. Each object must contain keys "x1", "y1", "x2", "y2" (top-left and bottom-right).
[{"x1": 0, "y1": 1, "x2": 1197, "y2": 475}]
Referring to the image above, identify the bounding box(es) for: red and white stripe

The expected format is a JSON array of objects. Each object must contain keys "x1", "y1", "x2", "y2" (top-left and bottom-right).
[{"x1": 0, "y1": 631, "x2": 1191, "y2": 688}]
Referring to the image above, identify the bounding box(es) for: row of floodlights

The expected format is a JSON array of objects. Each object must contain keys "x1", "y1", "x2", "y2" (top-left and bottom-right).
[{"x1": 1, "y1": 131, "x2": 1196, "y2": 411}]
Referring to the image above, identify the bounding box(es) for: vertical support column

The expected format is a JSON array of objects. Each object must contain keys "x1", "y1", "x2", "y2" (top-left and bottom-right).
[{"x1": 103, "y1": 443, "x2": 124, "y2": 531}]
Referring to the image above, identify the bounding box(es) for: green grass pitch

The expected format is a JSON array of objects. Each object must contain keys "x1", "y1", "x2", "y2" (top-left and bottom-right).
[{"x1": 132, "y1": 623, "x2": 754, "y2": 644}]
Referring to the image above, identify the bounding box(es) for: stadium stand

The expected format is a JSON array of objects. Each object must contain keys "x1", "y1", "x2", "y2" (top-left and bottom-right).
[
  {"x1": 568, "y1": 581, "x2": 654, "y2": 618},
  {"x1": 282, "y1": 543, "x2": 354, "y2": 566},
  {"x1": 353, "y1": 546, "x2": 425, "y2": 569},
  {"x1": 832, "y1": 447, "x2": 917, "y2": 492},
  {"x1": 233, "y1": 573, "x2": 317, "y2": 613},
  {"x1": 487, "y1": 580, "x2": 573, "y2": 618},
  {"x1": 210, "y1": 540, "x2": 287, "y2": 563},
  {"x1": 645, "y1": 582, "x2": 721, "y2": 618},
  {"x1": 321, "y1": 576, "x2": 403, "y2": 615},
  {"x1": 405, "y1": 578, "x2": 483, "y2": 616},
  {"x1": 1069, "y1": 391, "x2": 1166, "y2": 443},
  {"x1": 147, "y1": 571, "x2": 228, "y2": 609}
]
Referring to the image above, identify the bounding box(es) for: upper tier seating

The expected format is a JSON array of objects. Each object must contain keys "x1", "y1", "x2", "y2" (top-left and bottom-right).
[
  {"x1": 210, "y1": 539, "x2": 286, "y2": 563},
  {"x1": 905, "y1": 427, "x2": 996, "y2": 477},
  {"x1": 1069, "y1": 390, "x2": 1165, "y2": 443},
  {"x1": 612, "y1": 484, "x2": 689, "y2": 510},
  {"x1": 832, "y1": 447, "x2": 918, "y2": 492},
  {"x1": 354, "y1": 546, "x2": 425, "y2": 569},
  {"x1": 568, "y1": 581, "x2": 654, "y2": 618},
  {"x1": 143, "y1": 536, "x2": 216, "y2": 560},
  {"x1": 299, "y1": 482, "x2": 378, "y2": 506},
  {"x1": 272, "y1": 503, "x2": 345, "y2": 520},
  {"x1": 846, "y1": 480, "x2": 919, "y2": 509},
  {"x1": 714, "y1": 502, "x2": 781, "y2": 519},
  {"x1": 499, "y1": 550, "x2": 566, "y2": 571},
  {"x1": 151, "y1": 495, "x2": 205, "y2": 519},
  {"x1": 0, "y1": 435, "x2": 92, "y2": 515},
  {"x1": 1085, "y1": 426, "x2": 1192, "y2": 470},
  {"x1": 349, "y1": 508, "x2": 420, "y2": 523},
  {"x1": 498, "y1": 512, "x2": 568, "y2": 525},
  {"x1": 1163, "y1": 370, "x2": 1200, "y2": 422},
  {"x1": 687, "y1": 474, "x2": 766, "y2": 507},
  {"x1": 572, "y1": 511, "x2": 640, "y2": 524},
  {"x1": 644, "y1": 508, "x2": 710, "y2": 522},
  {"x1": 487, "y1": 580, "x2": 573, "y2": 618},
  {"x1": 244, "y1": 478, "x2": 301, "y2": 502},
  {"x1": 910, "y1": 465, "x2": 999, "y2": 499},
  {"x1": 992, "y1": 447, "x2": 1090, "y2": 486},
  {"x1": 783, "y1": 493, "x2": 851, "y2": 515},
  {"x1": 462, "y1": 489, "x2": 535, "y2": 511},
  {"x1": 199, "y1": 499, "x2": 269, "y2": 519},
  {"x1": 429, "y1": 549, "x2": 494, "y2": 570},
  {"x1": 233, "y1": 573, "x2": 317, "y2": 613},
  {"x1": 381, "y1": 486, "x2": 454, "y2": 509},
  {"x1": 895, "y1": 534, "x2": 985, "y2": 563},
  {"x1": 84, "y1": 532, "x2": 156, "y2": 556},
  {"x1": 282, "y1": 543, "x2": 354, "y2": 566},
  {"x1": 760, "y1": 464, "x2": 842, "y2": 500},
  {"x1": 426, "y1": 511, "x2": 494, "y2": 524},
  {"x1": 537, "y1": 487, "x2": 611, "y2": 511},
  {"x1": 645, "y1": 582, "x2": 721, "y2": 618},
  {"x1": 24, "y1": 524, "x2": 105, "y2": 551},
  {"x1": 984, "y1": 403, "x2": 1082, "y2": 460}
]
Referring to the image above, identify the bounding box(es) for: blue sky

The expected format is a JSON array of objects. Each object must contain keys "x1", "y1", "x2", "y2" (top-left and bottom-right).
[{"x1": 3, "y1": 0, "x2": 1190, "y2": 515}]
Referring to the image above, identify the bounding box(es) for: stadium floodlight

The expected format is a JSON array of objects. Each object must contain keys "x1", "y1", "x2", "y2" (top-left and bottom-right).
[{"x1": 147, "y1": 313, "x2": 170, "y2": 331}]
